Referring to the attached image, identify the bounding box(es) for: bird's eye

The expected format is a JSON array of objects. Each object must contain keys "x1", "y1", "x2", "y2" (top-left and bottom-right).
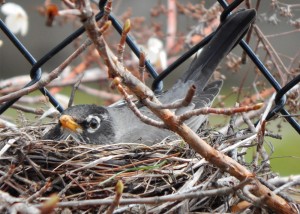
[
  {"x1": 85, "y1": 115, "x2": 101, "y2": 133},
  {"x1": 89, "y1": 118, "x2": 98, "y2": 129}
]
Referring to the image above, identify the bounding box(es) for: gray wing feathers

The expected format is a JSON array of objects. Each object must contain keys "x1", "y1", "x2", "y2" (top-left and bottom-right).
[{"x1": 177, "y1": 80, "x2": 222, "y2": 131}]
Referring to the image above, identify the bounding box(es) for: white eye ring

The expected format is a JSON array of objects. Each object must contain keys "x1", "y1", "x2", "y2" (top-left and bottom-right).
[{"x1": 86, "y1": 115, "x2": 101, "y2": 133}]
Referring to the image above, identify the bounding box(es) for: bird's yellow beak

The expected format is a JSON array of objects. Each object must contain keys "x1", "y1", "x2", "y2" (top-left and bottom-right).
[{"x1": 59, "y1": 115, "x2": 83, "y2": 133}]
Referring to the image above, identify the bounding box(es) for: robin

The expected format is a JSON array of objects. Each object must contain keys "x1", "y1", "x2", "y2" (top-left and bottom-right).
[{"x1": 43, "y1": 9, "x2": 256, "y2": 145}]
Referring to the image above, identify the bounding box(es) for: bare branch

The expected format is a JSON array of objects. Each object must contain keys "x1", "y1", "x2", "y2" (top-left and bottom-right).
[
  {"x1": 117, "y1": 19, "x2": 130, "y2": 63},
  {"x1": 178, "y1": 103, "x2": 264, "y2": 123},
  {"x1": 36, "y1": 179, "x2": 250, "y2": 208},
  {"x1": 79, "y1": 3, "x2": 296, "y2": 213},
  {"x1": 26, "y1": 180, "x2": 52, "y2": 203},
  {"x1": 0, "y1": 39, "x2": 93, "y2": 104},
  {"x1": 68, "y1": 73, "x2": 84, "y2": 107},
  {"x1": 143, "y1": 84, "x2": 196, "y2": 109},
  {"x1": 113, "y1": 78, "x2": 166, "y2": 129},
  {"x1": 139, "y1": 50, "x2": 146, "y2": 82}
]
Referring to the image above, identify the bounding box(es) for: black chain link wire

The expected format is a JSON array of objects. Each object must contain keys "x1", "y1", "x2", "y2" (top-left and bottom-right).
[{"x1": 0, "y1": 0, "x2": 299, "y2": 134}]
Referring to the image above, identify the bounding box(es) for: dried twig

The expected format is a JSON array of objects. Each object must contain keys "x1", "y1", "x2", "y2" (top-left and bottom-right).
[
  {"x1": 177, "y1": 103, "x2": 263, "y2": 122},
  {"x1": 36, "y1": 179, "x2": 250, "y2": 208},
  {"x1": 0, "y1": 39, "x2": 93, "y2": 104},
  {"x1": 139, "y1": 50, "x2": 146, "y2": 82},
  {"x1": 26, "y1": 180, "x2": 52, "y2": 203},
  {"x1": 113, "y1": 77, "x2": 166, "y2": 129},
  {"x1": 68, "y1": 73, "x2": 84, "y2": 107},
  {"x1": 0, "y1": 191, "x2": 40, "y2": 214},
  {"x1": 143, "y1": 84, "x2": 195, "y2": 109}
]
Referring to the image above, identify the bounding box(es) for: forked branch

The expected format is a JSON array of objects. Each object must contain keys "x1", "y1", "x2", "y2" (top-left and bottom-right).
[{"x1": 79, "y1": 1, "x2": 296, "y2": 213}]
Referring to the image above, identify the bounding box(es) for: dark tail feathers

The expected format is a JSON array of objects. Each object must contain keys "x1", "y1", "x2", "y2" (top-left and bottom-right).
[{"x1": 181, "y1": 9, "x2": 256, "y2": 89}]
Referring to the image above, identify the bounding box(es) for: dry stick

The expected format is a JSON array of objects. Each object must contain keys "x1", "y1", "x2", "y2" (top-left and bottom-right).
[
  {"x1": 99, "y1": 153, "x2": 179, "y2": 173},
  {"x1": 242, "y1": 112, "x2": 270, "y2": 169},
  {"x1": 36, "y1": 179, "x2": 250, "y2": 208},
  {"x1": 0, "y1": 118, "x2": 17, "y2": 130},
  {"x1": 0, "y1": 81, "x2": 11, "y2": 90},
  {"x1": 273, "y1": 178, "x2": 300, "y2": 195},
  {"x1": 177, "y1": 103, "x2": 263, "y2": 122},
  {"x1": 78, "y1": 84, "x2": 121, "y2": 102},
  {"x1": 239, "y1": 93, "x2": 276, "y2": 156},
  {"x1": 119, "y1": 82, "x2": 230, "y2": 131},
  {"x1": 114, "y1": 78, "x2": 165, "y2": 129},
  {"x1": 253, "y1": 24, "x2": 288, "y2": 84},
  {"x1": 62, "y1": 0, "x2": 76, "y2": 9},
  {"x1": 58, "y1": 176, "x2": 80, "y2": 197},
  {"x1": 68, "y1": 73, "x2": 84, "y2": 107},
  {"x1": 26, "y1": 180, "x2": 52, "y2": 203},
  {"x1": 50, "y1": 54, "x2": 94, "y2": 95},
  {"x1": 218, "y1": 94, "x2": 270, "y2": 135},
  {"x1": 12, "y1": 104, "x2": 49, "y2": 117},
  {"x1": 139, "y1": 51, "x2": 146, "y2": 83},
  {"x1": 0, "y1": 39, "x2": 93, "y2": 105},
  {"x1": 255, "y1": 120, "x2": 270, "y2": 169},
  {"x1": 240, "y1": 87, "x2": 275, "y2": 106},
  {"x1": 257, "y1": 177, "x2": 294, "y2": 203},
  {"x1": 269, "y1": 175, "x2": 300, "y2": 187},
  {"x1": 0, "y1": 191, "x2": 40, "y2": 213},
  {"x1": 166, "y1": 0, "x2": 177, "y2": 52},
  {"x1": 242, "y1": 112, "x2": 256, "y2": 132},
  {"x1": 0, "y1": 169, "x2": 37, "y2": 188},
  {"x1": 144, "y1": 84, "x2": 196, "y2": 109},
  {"x1": 21, "y1": 151, "x2": 46, "y2": 181},
  {"x1": 242, "y1": 184, "x2": 260, "y2": 205},
  {"x1": 0, "y1": 165, "x2": 15, "y2": 184},
  {"x1": 0, "y1": 71, "x2": 107, "y2": 95},
  {"x1": 80, "y1": 3, "x2": 296, "y2": 213},
  {"x1": 66, "y1": 173, "x2": 88, "y2": 196}
]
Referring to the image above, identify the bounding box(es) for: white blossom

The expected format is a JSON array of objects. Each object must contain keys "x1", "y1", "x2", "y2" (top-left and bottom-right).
[
  {"x1": 147, "y1": 37, "x2": 167, "y2": 70},
  {"x1": 1, "y1": 2, "x2": 28, "y2": 36}
]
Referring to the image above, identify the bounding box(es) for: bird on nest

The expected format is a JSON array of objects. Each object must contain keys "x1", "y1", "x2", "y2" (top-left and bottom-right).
[{"x1": 43, "y1": 9, "x2": 256, "y2": 145}]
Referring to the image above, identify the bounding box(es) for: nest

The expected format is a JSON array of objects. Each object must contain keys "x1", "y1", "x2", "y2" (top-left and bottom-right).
[{"x1": 0, "y1": 121, "x2": 290, "y2": 213}]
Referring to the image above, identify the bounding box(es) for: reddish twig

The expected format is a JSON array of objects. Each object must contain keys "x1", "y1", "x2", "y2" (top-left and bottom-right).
[
  {"x1": 0, "y1": 39, "x2": 92, "y2": 104},
  {"x1": 178, "y1": 103, "x2": 264, "y2": 123},
  {"x1": 143, "y1": 84, "x2": 195, "y2": 109},
  {"x1": 117, "y1": 19, "x2": 130, "y2": 63},
  {"x1": 139, "y1": 51, "x2": 146, "y2": 82},
  {"x1": 113, "y1": 77, "x2": 165, "y2": 129}
]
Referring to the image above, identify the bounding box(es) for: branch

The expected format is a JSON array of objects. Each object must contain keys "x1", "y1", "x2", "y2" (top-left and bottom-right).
[
  {"x1": 0, "y1": 68, "x2": 107, "y2": 94},
  {"x1": 0, "y1": 39, "x2": 92, "y2": 104},
  {"x1": 253, "y1": 24, "x2": 288, "y2": 84},
  {"x1": 178, "y1": 103, "x2": 263, "y2": 123},
  {"x1": 113, "y1": 78, "x2": 165, "y2": 129},
  {"x1": 36, "y1": 179, "x2": 250, "y2": 208},
  {"x1": 117, "y1": 19, "x2": 130, "y2": 63},
  {"x1": 143, "y1": 84, "x2": 195, "y2": 109},
  {"x1": 79, "y1": 2, "x2": 296, "y2": 213},
  {"x1": 138, "y1": 50, "x2": 146, "y2": 82}
]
